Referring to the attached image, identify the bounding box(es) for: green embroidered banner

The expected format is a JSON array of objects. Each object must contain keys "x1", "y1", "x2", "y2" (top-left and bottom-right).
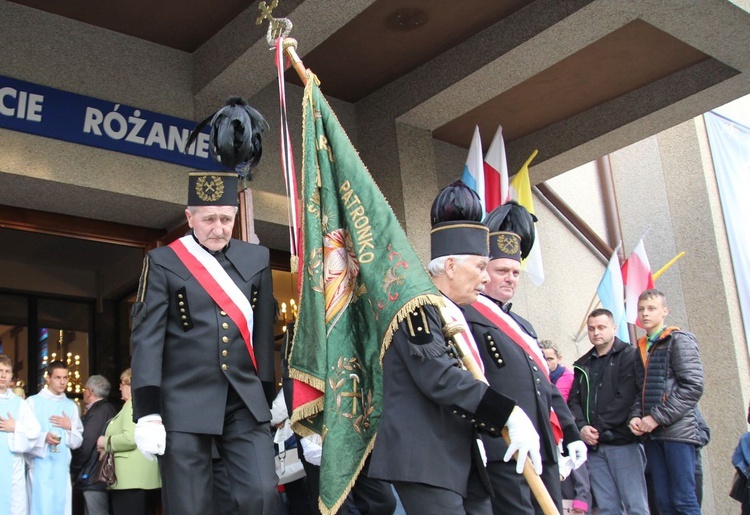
[{"x1": 289, "y1": 72, "x2": 442, "y2": 514}]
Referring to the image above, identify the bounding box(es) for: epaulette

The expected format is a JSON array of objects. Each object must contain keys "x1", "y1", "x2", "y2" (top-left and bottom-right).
[
  {"x1": 405, "y1": 306, "x2": 447, "y2": 361},
  {"x1": 405, "y1": 306, "x2": 432, "y2": 345}
]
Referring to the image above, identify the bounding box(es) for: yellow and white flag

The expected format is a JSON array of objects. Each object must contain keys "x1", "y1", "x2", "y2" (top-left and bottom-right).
[{"x1": 509, "y1": 150, "x2": 544, "y2": 286}]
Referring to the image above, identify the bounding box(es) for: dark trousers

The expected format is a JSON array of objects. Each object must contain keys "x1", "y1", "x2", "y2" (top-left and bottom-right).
[
  {"x1": 212, "y1": 457, "x2": 239, "y2": 515},
  {"x1": 393, "y1": 481, "x2": 488, "y2": 515},
  {"x1": 477, "y1": 459, "x2": 562, "y2": 515},
  {"x1": 111, "y1": 489, "x2": 160, "y2": 515},
  {"x1": 299, "y1": 451, "x2": 396, "y2": 515},
  {"x1": 644, "y1": 440, "x2": 700, "y2": 515},
  {"x1": 159, "y1": 388, "x2": 278, "y2": 515}
]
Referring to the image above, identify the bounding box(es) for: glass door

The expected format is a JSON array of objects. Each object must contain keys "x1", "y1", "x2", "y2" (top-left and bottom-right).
[
  {"x1": 0, "y1": 293, "x2": 29, "y2": 395},
  {"x1": 36, "y1": 298, "x2": 92, "y2": 396}
]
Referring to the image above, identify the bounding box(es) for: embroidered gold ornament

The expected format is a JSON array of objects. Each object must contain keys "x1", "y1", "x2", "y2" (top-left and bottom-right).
[
  {"x1": 195, "y1": 175, "x2": 225, "y2": 203},
  {"x1": 496, "y1": 233, "x2": 520, "y2": 255}
]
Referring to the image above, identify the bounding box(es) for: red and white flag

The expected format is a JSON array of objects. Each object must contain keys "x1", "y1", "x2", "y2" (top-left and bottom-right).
[
  {"x1": 483, "y1": 126, "x2": 509, "y2": 211},
  {"x1": 622, "y1": 238, "x2": 654, "y2": 324}
]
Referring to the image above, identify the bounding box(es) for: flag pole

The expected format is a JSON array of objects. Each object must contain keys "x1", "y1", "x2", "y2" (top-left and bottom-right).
[
  {"x1": 653, "y1": 251, "x2": 685, "y2": 281},
  {"x1": 520, "y1": 149, "x2": 539, "y2": 172},
  {"x1": 574, "y1": 291, "x2": 600, "y2": 342},
  {"x1": 282, "y1": 38, "x2": 309, "y2": 86}
]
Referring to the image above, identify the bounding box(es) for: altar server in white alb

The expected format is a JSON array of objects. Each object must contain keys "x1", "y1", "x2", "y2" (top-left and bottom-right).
[
  {"x1": 0, "y1": 354, "x2": 41, "y2": 515},
  {"x1": 26, "y1": 360, "x2": 83, "y2": 515}
]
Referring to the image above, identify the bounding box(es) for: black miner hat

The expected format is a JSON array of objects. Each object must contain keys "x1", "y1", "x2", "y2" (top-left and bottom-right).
[
  {"x1": 484, "y1": 201, "x2": 536, "y2": 260},
  {"x1": 187, "y1": 172, "x2": 238, "y2": 206},
  {"x1": 430, "y1": 181, "x2": 488, "y2": 259}
]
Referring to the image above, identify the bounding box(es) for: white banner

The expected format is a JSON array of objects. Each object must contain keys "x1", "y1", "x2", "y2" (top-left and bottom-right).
[{"x1": 704, "y1": 111, "x2": 750, "y2": 354}]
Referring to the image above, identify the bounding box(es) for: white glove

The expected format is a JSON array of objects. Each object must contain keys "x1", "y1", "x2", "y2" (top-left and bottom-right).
[
  {"x1": 557, "y1": 444, "x2": 575, "y2": 480},
  {"x1": 504, "y1": 406, "x2": 542, "y2": 475},
  {"x1": 135, "y1": 415, "x2": 166, "y2": 460},
  {"x1": 300, "y1": 436, "x2": 322, "y2": 466},
  {"x1": 273, "y1": 420, "x2": 294, "y2": 446},
  {"x1": 567, "y1": 440, "x2": 588, "y2": 469}
]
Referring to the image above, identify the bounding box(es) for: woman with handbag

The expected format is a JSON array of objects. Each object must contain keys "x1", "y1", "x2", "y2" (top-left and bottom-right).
[{"x1": 97, "y1": 368, "x2": 161, "y2": 515}]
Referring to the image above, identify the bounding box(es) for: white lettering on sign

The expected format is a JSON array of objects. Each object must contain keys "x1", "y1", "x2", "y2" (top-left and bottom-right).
[
  {"x1": 82, "y1": 104, "x2": 210, "y2": 158},
  {"x1": 0, "y1": 87, "x2": 44, "y2": 122}
]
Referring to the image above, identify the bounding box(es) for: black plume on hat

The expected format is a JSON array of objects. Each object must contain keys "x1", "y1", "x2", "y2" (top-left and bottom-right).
[
  {"x1": 484, "y1": 201, "x2": 537, "y2": 259},
  {"x1": 186, "y1": 97, "x2": 269, "y2": 177},
  {"x1": 430, "y1": 180, "x2": 484, "y2": 226}
]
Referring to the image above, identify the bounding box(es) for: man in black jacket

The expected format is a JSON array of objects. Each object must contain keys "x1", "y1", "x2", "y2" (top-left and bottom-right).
[
  {"x1": 464, "y1": 203, "x2": 585, "y2": 515},
  {"x1": 71, "y1": 374, "x2": 117, "y2": 515},
  {"x1": 131, "y1": 172, "x2": 279, "y2": 515},
  {"x1": 568, "y1": 309, "x2": 649, "y2": 515}
]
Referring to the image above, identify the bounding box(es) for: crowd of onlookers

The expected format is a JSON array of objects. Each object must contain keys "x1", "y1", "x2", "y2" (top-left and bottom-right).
[
  {"x1": 2, "y1": 287, "x2": 749, "y2": 515},
  {"x1": 0, "y1": 358, "x2": 160, "y2": 515},
  {"x1": 541, "y1": 293, "x2": 711, "y2": 515}
]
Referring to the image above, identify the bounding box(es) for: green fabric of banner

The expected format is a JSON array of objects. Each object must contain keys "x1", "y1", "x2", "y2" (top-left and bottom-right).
[{"x1": 289, "y1": 72, "x2": 443, "y2": 514}]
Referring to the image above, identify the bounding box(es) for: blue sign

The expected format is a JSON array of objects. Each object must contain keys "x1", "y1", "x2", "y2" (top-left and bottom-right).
[{"x1": 0, "y1": 75, "x2": 216, "y2": 170}]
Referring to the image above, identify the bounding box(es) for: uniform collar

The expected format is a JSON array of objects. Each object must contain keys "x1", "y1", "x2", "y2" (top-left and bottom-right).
[
  {"x1": 486, "y1": 295, "x2": 512, "y2": 314},
  {"x1": 191, "y1": 231, "x2": 230, "y2": 255}
]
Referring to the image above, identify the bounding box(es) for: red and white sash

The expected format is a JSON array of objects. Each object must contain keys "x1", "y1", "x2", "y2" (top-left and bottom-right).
[
  {"x1": 441, "y1": 297, "x2": 484, "y2": 374},
  {"x1": 472, "y1": 295, "x2": 562, "y2": 444},
  {"x1": 169, "y1": 236, "x2": 257, "y2": 370}
]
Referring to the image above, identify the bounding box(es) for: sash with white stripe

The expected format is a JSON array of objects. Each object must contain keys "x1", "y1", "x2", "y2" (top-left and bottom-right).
[
  {"x1": 474, "y1": 295, "x2": 548, "y2": 372},
  {"x1": 472, "y1": 294, "x2": 562, "y2": 444},
  {"x1": 169, "y1": 236, "x2": 257, "y2": 370},
  {"x1": 441, "y1": 297, "x2": 484, "y2": 374}
]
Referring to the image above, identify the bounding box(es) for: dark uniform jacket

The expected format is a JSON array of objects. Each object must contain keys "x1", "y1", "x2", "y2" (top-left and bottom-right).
[
  {"x1": 464, "y1": 296, "x2": 580, "y2": 463},
  {"x1": 369, "y1": 303, "x2": 516, "y2": 497},
  {"x1": 131, "y1": 236, "x2": 276, "y2": 434},
  {"x1": 568, "y1": 338, "x2": 639, "y2": 446}
]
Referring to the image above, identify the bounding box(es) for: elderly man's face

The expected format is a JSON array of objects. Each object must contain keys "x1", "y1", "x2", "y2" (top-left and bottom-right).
[
  {"x1": 447, "y1": 255, "x2": 490, "y2": 305},
  {"x1": 485, "y1": 258, "x2": 520, "y2": 303},
  {"x1": 186, "y1": 206, "x2": 237, "y2": 251}
]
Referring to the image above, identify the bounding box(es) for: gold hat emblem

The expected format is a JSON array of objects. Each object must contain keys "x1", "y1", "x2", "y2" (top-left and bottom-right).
[
  {"x1": 195, "y1": 175, "x2": 225, "y2": 202},
  {"x1": 496, "y1": 233, "x2": 520, "y2": 255}
]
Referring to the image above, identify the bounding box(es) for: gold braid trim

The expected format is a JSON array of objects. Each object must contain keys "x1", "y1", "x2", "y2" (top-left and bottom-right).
[
  {"x1": 318, "y1": 434, "x2": 378, "y2": 515},
  {"x1": 288, "y1": 367, "x2": 325, "y2": 431},
  {"x1": 379, "y1": 294, "x2": 445, "y2": 363},
  {"x1": 288, "y1": 74, "x2": 324, "y2": 434},
  {"x1": 135, "y1": 255, "x2": 150, "y2": 303}
]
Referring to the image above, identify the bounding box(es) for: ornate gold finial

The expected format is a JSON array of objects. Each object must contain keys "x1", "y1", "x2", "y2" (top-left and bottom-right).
[
  {"x1": 257, "y1": 0, "x2": 294, "y2": 48},
  {"x1": 442, "y1": 321, "x2": 464, "y2": 339},
  {"x1": 256, "y1": 0, "x2": 279, "y2": 25}
]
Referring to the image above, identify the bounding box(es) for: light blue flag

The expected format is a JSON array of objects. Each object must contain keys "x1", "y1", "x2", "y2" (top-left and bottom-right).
[
  {"x1": 597, "y1": 245, "x2": 630, "y2": 342},
  {"x1": 461, "y1": 125, "x2": 485, "y2": 209}
]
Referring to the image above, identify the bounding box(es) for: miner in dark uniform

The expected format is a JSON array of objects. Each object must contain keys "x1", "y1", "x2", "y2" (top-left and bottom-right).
[
  {"x1": 369, "y1": 182, "x2": 543, "y2": 515},
  {"x1": 130, "y1": 171, "x2": 278, "y2": 515},
  {"x1": 464, "y1": 202, "x2": 586, "y2": 515}
]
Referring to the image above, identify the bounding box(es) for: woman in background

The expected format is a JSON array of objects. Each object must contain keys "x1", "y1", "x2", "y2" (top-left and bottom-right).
[
  {"x1": 98, "y1": 368, "x2": 161, "y2": 515},
  {"x1": 540, "y1": 340, "x2": 591, "y2": 515},
  {"x1": 540, "y1": 340, "x2": 574, "y2": 400}
]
